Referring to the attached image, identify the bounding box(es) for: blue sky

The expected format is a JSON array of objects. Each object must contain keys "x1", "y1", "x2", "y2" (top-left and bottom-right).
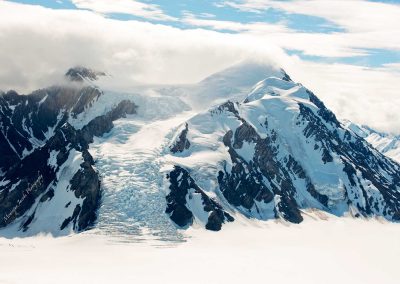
[
  {"x1": 1, "y1": 0, "x2": 400, "y2": 133},
  {"x1": 8, "y1": 0, "x2": 400, "y2": 68}
]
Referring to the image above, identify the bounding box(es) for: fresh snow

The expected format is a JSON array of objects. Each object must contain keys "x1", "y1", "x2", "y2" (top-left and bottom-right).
[
  {"x1": 1, "y1": 217, "x2": 399, "y2": 284},
  {"x1": 158, "y1": 60, "x2": 283, "y2": 111},
  {"x1": 2, "y1": 61, "x2": 400, "y2": 284},
  {"x1": 343, "y1": 120, "x2": 400, "y2": 163},
  {"x1": 47, "y1": 150, "x2": 59, "y2": 169}
]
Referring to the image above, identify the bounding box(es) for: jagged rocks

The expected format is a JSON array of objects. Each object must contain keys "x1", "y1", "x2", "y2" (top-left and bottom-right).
[
  {"x1": 0, "y1": 80, "x2": 138, "y2": 235},
  {"x1": 0, "y1": 86, "x2": 102, "y2": 173},
  {"x1": 166, "y1": 166, "x2": 234, "y2": 231},
  {"x1": 79, "y1": 100, "x2": 137, "y2": 146},
  {"x1": 170, "y1": 123, "x2": 190, "y2": 153}
]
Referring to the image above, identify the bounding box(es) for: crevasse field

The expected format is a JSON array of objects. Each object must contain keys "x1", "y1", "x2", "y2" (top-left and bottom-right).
[{"x1": 1, "y1": 216, "x2": 400, "y2": 284}]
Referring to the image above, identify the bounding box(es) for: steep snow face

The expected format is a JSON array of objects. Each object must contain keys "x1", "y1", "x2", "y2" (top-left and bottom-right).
[
  {"x1": 343, "y1": 121, "x2": 400, "y2": 163},
  {"x1": 166, "y1": 75, "x2": 400, "y2": 230}
]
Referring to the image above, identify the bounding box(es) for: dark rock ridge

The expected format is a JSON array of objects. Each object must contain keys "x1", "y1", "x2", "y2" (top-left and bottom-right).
[
  {"x1": 0, "y1": 82, "x2": 137, "y2": 234},
  {"x1": 166, "y1": 166, "x2": 234, "y2": 231},
  {"x1": 167, "y1": 75, "x2": 400, "y2": 230},
  {"x1": 65, "y1": 66, "x2": 106, "y2": 82},
  {"x1": 170, "y1": 123, "x2": 190, "y2": 153},
  {"x1": 0, "y1": 86, "x2": 101, "y2": 172}
]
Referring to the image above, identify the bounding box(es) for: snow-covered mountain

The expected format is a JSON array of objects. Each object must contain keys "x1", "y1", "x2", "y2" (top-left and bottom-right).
[
  {"x1": 343, "y1": 121, "x2": 400, "y2": 163},
  {"x1": 0, "y1": 66, "x2": 192, "y2": 238},
  {"x1": 164, "y1": 73, "x2": 400, "y2": 230},
  {"x1": 1, "y1": 63, "x2": 400, "y2": 237},
  {"x1": 0, "y1": 67, "x2": 138, "y2": 235}
]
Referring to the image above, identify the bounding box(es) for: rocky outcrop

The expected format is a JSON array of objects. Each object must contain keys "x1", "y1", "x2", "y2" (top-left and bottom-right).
[
  {"x1": 170, "y1": 123, "x2": 190, "y2": 153},
  {"x1": 0, "y1": 81, "x2": 137, "y2": 235},
  {"x1": 166, "y1": 166, "x2": 234, "y2": 231},
  {"x1": 0, "y1": 86, "x2": 102, "y2": 172},
  {"x1": 65, "y1": 66, "x2": 106, "y2": 82}
]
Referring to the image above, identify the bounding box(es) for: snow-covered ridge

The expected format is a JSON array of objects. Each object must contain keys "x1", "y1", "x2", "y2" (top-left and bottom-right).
[
  {"x1": 0, "y1": 63, "x2": 196, "y2": 238},
  {"x1": 343, "y1": 120, "x2": 400, "y2": 163},
  {"x1": 165, "y1": 74, "x2": 400, "y2": 230},
  {"x1": 0, "y1": 73, "x2": 139, "y2": 237}
]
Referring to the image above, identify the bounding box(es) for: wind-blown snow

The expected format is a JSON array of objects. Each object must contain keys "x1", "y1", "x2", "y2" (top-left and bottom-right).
[{"x1": 158, "y1": 60, "x2": 283, "y2": 111}]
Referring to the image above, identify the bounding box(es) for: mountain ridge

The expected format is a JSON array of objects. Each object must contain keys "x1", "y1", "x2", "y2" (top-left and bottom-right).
[
  {"x1": 164, "y1": 74, "x2": 400, "y2": 230},
  {"x1": 1, "y1": 62, "x2": 399, "y2": 237}
]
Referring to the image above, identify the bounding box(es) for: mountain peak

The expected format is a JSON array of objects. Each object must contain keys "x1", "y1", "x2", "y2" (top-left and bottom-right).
[
  {"x1": 65, "y1": 66, "x2": 106, "y2": 82},
  {"x1": 244, "y1": 76, "x2": 298, "y2": 103},
  {"x1": 199, "y1": 60, "x2": 282, "y2": 88},
  {"x1": 241, "y1": 71, "x2": 318, "y2": 105},
  {"x1": 165, "y1": 72, "x2": 400, "y2": 230}
]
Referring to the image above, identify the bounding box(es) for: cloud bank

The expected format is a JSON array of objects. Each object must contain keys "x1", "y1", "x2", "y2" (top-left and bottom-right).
[
  {"x1": 0, "y1": 1, "x2": 399, "y2": 134},
  {"x1": 217, "y1": 0, "x2": 400, "y2": 57}
]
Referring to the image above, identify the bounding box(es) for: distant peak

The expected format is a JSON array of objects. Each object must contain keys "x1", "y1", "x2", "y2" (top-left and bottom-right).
[
  {"x1": 199, "y1": 60, "x2": 281, "y2": 87},
  {"x1": 280, "y1": 68, "x2": 293, "y2": 82},
  {"x1": 65, "y1": 66, "x2": 106, "y2": 82}
]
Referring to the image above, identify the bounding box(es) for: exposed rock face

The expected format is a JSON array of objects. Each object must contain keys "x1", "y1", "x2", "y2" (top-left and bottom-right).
[
  {"x1": 170, "y1": 123, "x2": 190, "y2": 153},
  {"x1": 166, "y1": 166, "x2": 234, "y2": 231},
  {"x1": 166, "y1": 74, "x2": 400, "y2": 230},
  {"x1": 65, "y1": 66, "x2": 106, "y2": 82},
  {"x1": 0, "y1": 81, "x2": 137, "y2": 235},
  {"x1": 0, "y1": 86, "x2": 101, "y2": 172}
]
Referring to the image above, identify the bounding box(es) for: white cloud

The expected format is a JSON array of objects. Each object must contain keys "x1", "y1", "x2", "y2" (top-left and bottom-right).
[
  {"x1": 0, "y1": 1, "x2": 285, "y2": 92},
  {"x1": 282, "y1": 57, "x2": 400, "y2": 133},
  {"x1": 382, "y1": 63, "x2": 400, "y2": 73},
  {"x1": 217, "y1": 0, "x2": 400, "y2": 56},
  {"x1": 71, "y1": 0, "x2": 177, "y2": 21},
  {"x1": 0, "y1": 1, "x2": 399, "y2": 133},
  {"x1": 182, "y1": 13, "x2": 289, "y2": 33}
]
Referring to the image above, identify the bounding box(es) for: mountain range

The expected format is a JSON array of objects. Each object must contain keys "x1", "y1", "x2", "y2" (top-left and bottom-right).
[{"x1": 1, "y1": 62, "x2": 399, "y2": 237}]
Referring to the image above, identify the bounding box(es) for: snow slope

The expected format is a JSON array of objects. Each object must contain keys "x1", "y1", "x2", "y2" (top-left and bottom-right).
[{"x1": 344, "y1": 120, "x2": 400, "y2": 163}]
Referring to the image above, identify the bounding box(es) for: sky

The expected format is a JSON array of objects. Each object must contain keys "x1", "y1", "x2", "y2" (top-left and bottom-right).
[{"x1": 0, "y1": 0, "x2": 399, "y2": 133}]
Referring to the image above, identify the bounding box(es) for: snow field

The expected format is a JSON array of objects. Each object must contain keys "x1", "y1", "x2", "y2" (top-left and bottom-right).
[{"x1": 1, "y1": 216, "x2": 399, "y2": 284}]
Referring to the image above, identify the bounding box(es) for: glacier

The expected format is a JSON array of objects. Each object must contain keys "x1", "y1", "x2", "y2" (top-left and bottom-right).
[{"x1": 0, "y1": 63, "x2": 400, "y2": 239}]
